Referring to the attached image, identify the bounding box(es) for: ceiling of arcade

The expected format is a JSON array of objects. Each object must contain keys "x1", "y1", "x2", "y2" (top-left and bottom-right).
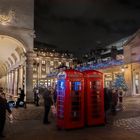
[{"x1": 0, "y1": 35, "x2": 25, "y2": 77}]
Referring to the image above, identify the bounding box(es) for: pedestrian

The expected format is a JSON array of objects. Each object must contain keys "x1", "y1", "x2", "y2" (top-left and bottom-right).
[
  {"x1": 104, "y1": 87, "x2": 112, "y2": 123},
  {"x1": 118, "y1": 89, "x2": 124, "y2": 110},
  {"x1": 111, "y1": 89, "x2": 118, "y2": 115},
  {"x1": 0, "y1": 91, "x2": 13, "y2": 137},
  {"x1": 34, "y1": 89, "x2": 40, "y2": 106},
  {"x1": 118, "y1": 89, "x2": 124, "y2": 104},
  {"x1": 52, "y1": 85, "x2": 57, "y2": 106},
  {"x1": 43, "y1": 88, "x2": 53, "y2": 124},
  {"x1": 15, "y1": 88, "x2": 25, "y2": 108}
]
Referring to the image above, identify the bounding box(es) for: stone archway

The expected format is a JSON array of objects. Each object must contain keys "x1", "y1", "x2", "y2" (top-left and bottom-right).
[{"x1": 0, "y1": 35, "x2": 33, "y2": 102}]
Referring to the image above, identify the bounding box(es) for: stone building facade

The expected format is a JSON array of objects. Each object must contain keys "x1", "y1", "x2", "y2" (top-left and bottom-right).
[
  {"x1": 100, "y1": 30, "x2": 140, "y2": 96},
  {"x1": 0, "y1": 0, "x2": 34, "y2": 102},
  {"x1": 33, "y1": 47, "x2": 73, "y2": 89},
  {"x1": 123, "y1": 30, "x2": 140, "y2": 96}
]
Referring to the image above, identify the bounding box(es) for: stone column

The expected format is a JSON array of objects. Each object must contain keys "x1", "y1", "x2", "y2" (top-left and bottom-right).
[
  {"x1": 18, "y1": 65, "x2": 24, "y2": 90},
  {"x1": 8, "y1": 72, "x2": 11, "y2": 94},
  {"x1": 13, "y1": 69, "x2": 18, "y2": 96},
  {"x1": 16, "y1": 67, "x2": 20, "y2": 95},
  {"x1": 25, "y1": 51, "x2": 33, "y2": 102},
  {"x1": 12, "y1": 70, "x2": 15, "y2": 95},
  {"x1": 6, "y1": 73, "x2": 9, "y2": 93},
  {"x1": 9, "y1": 71, "x2": 13, "y2": 95}
]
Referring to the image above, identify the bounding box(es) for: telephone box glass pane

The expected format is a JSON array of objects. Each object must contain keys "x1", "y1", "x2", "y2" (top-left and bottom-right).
[
  {"x1": 57, "y1": 79, "x2": 65, "y2": 119},
  {"x1": 72, "y1": 81, "x2": 81, "y2": 91},
  {"x1": 90, "y1": 80, "x2": 102, "y2": 118},
  {"x1": 90, "y1": 81, "x2": 101, "y2": 90},
  {"x1": 71, "y1": 81, "x2": 81, "y2": 121}
]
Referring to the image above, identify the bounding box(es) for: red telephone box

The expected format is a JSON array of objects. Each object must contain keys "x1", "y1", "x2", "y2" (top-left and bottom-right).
[
  {"x1": 83, "y1": 70, "x2": 105, "y2": 126},
  {"x1": 56, "y1": 69, "x2": 85, "y2": 129}
]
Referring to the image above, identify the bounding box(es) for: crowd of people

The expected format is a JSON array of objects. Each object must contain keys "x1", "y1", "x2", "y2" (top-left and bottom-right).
[
  {"x1": 40, "y1": 85, "x2": 125, "y2": 125},
  {"x1": 0, "y1": 84, "x2": 125, "y2": 137}
]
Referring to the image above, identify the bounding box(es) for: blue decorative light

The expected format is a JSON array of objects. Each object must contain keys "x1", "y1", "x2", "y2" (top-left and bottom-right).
[{"x1": 75, "y1": 60, "x2": 124, "y2": 71}]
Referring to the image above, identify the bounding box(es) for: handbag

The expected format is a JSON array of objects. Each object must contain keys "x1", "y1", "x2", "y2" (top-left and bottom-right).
[
  {"x1": 51, "y1": 105, "x2": 57, "y2": 115},
  {"x1": 8, "y1": 114, "x2": 14, "y2": 123}
]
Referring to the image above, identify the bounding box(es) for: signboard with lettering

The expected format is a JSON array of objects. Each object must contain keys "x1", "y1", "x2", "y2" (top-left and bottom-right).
[{"x1": 57, "y1": 71, "x2": 66, "y2": 79}]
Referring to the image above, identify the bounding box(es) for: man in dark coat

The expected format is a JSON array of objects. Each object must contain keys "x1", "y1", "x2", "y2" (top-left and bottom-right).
[
  {"x1": 104, "y1": 88, "x2": 112, "y2": 123},
  {"x1": 0, "y1": 92, "x2": 12, "y2": 137},
  {"x1": 111, "y1": 89, "x2": 118, "y2": 115},
  {"x1": 34, "y1": 88, "x2": 40, "y2": 106},
  {"x1": 43, "y1": 88, "x2": 53, "y2": 124}
]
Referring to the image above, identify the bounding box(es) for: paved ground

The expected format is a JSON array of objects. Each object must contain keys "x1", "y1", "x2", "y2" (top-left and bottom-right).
[{"x1": 3, "y1": 96, "x2": 140, "y2": 140}]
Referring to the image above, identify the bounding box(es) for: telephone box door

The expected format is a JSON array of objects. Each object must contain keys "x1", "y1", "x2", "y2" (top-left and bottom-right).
[
  {"x1": 84, "y1": 70, "x2": 105, "y2": 126},
  {"x1": 57, "y1": 70, "x2": 84, "y2": 129}
]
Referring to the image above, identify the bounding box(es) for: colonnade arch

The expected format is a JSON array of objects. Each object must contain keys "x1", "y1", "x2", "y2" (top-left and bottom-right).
[{"x1": 0, "y1": 35, "x2": 33, "y2": 102}]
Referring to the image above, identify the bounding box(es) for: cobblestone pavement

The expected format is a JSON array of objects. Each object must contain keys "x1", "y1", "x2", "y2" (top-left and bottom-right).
[
  {"x1": 3, "y1": 96, "x2": 140, "y2": 140},
  {"x1": 110, "y1": 96, "x2": 140, "y2": 134},
  {"x1": 113, "y1": 117, "x2": 140, "y2": 134}
]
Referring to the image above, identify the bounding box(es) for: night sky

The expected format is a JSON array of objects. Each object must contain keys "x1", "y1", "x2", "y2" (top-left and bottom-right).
[{"x1": 35, "y1": 0, "x2": 140, "y2": 57}]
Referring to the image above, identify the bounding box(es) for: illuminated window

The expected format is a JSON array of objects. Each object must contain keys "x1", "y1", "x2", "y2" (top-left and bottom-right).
[
  {"x1": 33, "y1": 68, "x2": 37, "y2": 72},
  {"x1": 50, "y1": 61, "x2": 54, "y2": 66},
  {"x1": 135, "y1": 73, "x2": 139, "y2": 94},
  {"x1": 54, "y1": 61, "x2": 58, "y2": 67},
  {"x1": 50, "y1": 68, "x2": 53, "y2": 72},
  {"x1": 42, "y1": 68, "x2": 46, "y2": 72},
  {"x1": 66, "y1": 62, "x2": 69, "y2": 67},
  {"x1": 42, "y1": 60, "x2": 46, "y2": 65},
  {"x1": 42, "y1": 53, "x2": 46, "y2": 56}
]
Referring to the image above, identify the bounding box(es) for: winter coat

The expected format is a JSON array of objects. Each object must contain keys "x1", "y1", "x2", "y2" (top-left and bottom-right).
[
  {"x1": 0, "y1": 97, "x2": 11, "y2": 121},
  {"x1": 43, "y1": 89, "x2": 53, "y2": 107}
]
